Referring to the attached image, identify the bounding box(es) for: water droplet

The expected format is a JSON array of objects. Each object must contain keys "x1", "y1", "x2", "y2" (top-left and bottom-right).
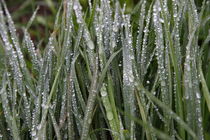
[
  {"x1": 31, "y1": 131, "x2": 36, "y2": 136},
  {"x1": 196, "y1": 92, "x2": 201, "y2": 99},
  {"x1": 161, "y1": 81, "x2": 166, "y2": 86},
  {"x1": 129, "y1": 75, "x2": 134, "y2": 83},
  {"x1": 130, "y1": 55, "x2": 134, "y2": 60},
  {"x1": 186, "y1": 65, "x2": 191, "y2": 71},
  {"x1": 101, "y1": 91, "x2": 107, "y2": 97},
  {"x1": 37, "y1": 124, "x2": 41, "y2": 130},
  {"x1": 88, "y1": 119, "x2": 92, "y2": 124},
  {"x1": 87, "y1": 40, "x2": 94, "y2": 50},
  {"x1": 198, "y1": 117, "x2": 202, "y2": 122},
  {"x1": 160, "y1": 18, "x2": 164, "y2": 23},
  {"x1": 107, "y1": 112, "x2": 113, "y2": 120},
  {"x1": 113, "y1": 26, "x2": 118, "y2": 32},
  {"x1": 73, "y1": 4, "x2": 78, "y2": 10},
  {"x1": 158, "y1": 7, "x2": 161, "y2": 11},
  {"x1": 185, "y1": 94, "x2": 189, "y2": 100}
]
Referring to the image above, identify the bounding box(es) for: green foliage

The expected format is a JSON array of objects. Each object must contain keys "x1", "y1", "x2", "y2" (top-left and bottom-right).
[{"x1": 0, "y1": 0, "x2": 209, "y2": 139}]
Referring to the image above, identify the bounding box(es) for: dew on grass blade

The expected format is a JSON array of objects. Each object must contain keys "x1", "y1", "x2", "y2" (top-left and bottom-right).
[
  {"x1": 23, "y1": 29, "x2": 40, "y2": 71},
  {"x1": 140, "y1": 3, "x2": 153, "y2": 77},
  {"x1": 122, "y1": 13, "x2": 136, "y2": 139},
  {"x1": 107, "y1": 112, "x2": 114, "y2": 121},
  {"x1": 2, "y1": 0, "x2": 26, "y2": 69},
  {"x1": 136, "y1": 0, "x2": 146, "y2": 68}
]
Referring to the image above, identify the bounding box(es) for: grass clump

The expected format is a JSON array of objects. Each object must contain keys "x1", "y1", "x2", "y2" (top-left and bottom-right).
[{"x1": 0, "y1": 0, "x2": 210, "y2": 139}]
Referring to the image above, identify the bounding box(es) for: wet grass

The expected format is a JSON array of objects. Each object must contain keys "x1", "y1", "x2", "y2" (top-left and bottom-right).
[{"x1": 0, "y1": 0, "x2": 210, "y2": 139}]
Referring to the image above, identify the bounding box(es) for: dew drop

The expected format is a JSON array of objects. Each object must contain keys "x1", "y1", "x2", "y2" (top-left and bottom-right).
[
  {"x1": 185, "y1": 94, "x2": 189, "y2": 100},
  {"x1": 73, "y1": 4, "x2": 78, "y2": 10},
  {"x1": 198, "y1": 117, "x2": 202, "y2": 122},
  {"x1": 161, "y1": 81, "x2": 166, "y2": 86},
  {"x1": 87, "y1": 40, "x2": 94, "y2": 50},
  {"x1": 37, "y1": 124, "x2": 41, "y2": 130},
  {"x1": 130, "y1": 55, "x2": 134, "y2": 60},
  {"x1": 88, "y1": 119, "x2": 92, "y2": 124},
  {"x1": 159, "y1": 18, "x2": 164, "y2": 23},
  {"x1": 196, "y1": 92, "x2": 201, "y2": 99},
  {"x1": 186, "y1": 65, "x2": 191, "y2": 71},
  {"x1": 113, "y1": 26, "x2": 118, "y2": 32},
  {"x1": 107, "y1": 112, "x2": 113, "y2": 120},
  {"x1": 101, "y1": 91, "x2": 107, "y2": 97},
  {"x1": 31, "y1": 131, "x2": 36, "y2": 137},
  {"x1": 129, "y1": 75, "x2": 134, "y2": 83},
  {"x1": 158, "y1": 7, "x2": 161, "y2": 11}
]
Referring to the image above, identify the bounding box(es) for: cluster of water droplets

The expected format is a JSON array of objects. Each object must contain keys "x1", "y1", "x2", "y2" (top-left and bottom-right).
[
  {"x1": 100, "y1": 84, "x2": 114, "y2": 121},
  {"x1": 23, "y1": 30, "x2": 40, "y2": 71},
  {"x1": 122, "y1": 15, "x2": 134, "y2": 86},
  {"x1": 101, "y1": 0, "x2": 113, "y2": 56},
  {"x1": 2, "y1": 1, "x2": 26, "y2": 70},
  {"x1": 140, "y1": 2, "x2": 153, "y2": 77},
  {"x1": 153, "y1": 1, "x2": 174, "y2": 132},
  {"x1": 136, "y1": 0, "x2": 146, "y2": 72},
  {"x1": 153, "y1": 1, "x2": 168, "y2": 97},
  {"x1": 122, "y1": 12, "x2": 137, "y2": 139}
]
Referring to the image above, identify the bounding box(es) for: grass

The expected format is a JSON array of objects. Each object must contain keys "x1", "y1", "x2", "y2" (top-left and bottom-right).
[{"x1": 0, "y1": 0, "x2": 210, "y2": 139}]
